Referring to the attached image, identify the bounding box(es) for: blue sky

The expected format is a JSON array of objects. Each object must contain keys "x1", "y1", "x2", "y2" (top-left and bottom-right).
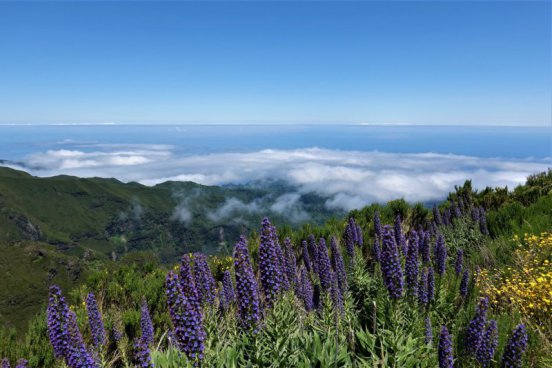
[{"x1": 0, "y1": 1, "x2": 550, "y2": 126}]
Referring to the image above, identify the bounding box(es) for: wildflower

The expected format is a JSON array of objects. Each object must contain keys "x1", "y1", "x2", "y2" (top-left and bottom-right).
[
  {"x1": 438, "y1": 325, "x2": 454, "y2": 368},
  {"x1": 233, "y1": 236, "x2": 260, "y2": 330},
  {"x1": 455, "y1": 249, "x2": 463, "y2": 275},
  {"x1": 85, "y1": 293, "x2": 106, "y2": 350},
  {"x1": 301, "y1": 240, "x2": 312, "y2": 272},
  {"x1": 221, "y1": 270, "x2": 235, "y2": 308},
  {"x1": 179, "y1": 254, "x2": 201, "y2": 313},
  {"x1": 356, "y1": 224, "x2": 364, "y2": 247},
  {"x1": 380, "y1": 225, "x2": 404, "y2": 299},
  {"x1": 500, "y1": 324, "x2": 528, "y2": 368},
  {"x1": 373, "y1": 236, "x2": 381, "y2": 262},
  {"x1": 433, "y1": 204, "x2": 442, "y2": 226},
  {"x1": 307, "y1": 234, "x2": 319, "y2": 275},
  {"x1": 476, "y1": 320, "x2": 498, "y2": 367},
  {"x1": 424, "y1": 316, "x2": 433, "y2": 345},
  {"x1": 317, "y1": 238, "x2": 333, "y2": 291},
  {"x1": 282, "y1": 237, "x2": 297, "y2": 286},
  {"x1": 394, "y1": 214, "x2": 402, "y2": 247},
  {"x1": 140, "y1": 299, "x2": 154, "y2": 346},
  {"x1": 419, "y1": 268, "x2": 429, "y2": 306},
  {"x1": 479, "y1": 207, "x2": 489, "y2": 235},
  {"x1": 134, "y1": 338, "x2": 154, "y2": 368},
  {"x1": 330, "y1": 271, "x2": 344, "y2": 314},
  {"x1": 466, "y1": 297, "x2": 489, "y2": 355},
  {"x1": 298, "y1": 266, "x2": 314, "y2": 311},
  {"x1": 259, "y1": 217, "x2": 285, "y2": 307},
  {"x1": 165, "y1": 271, "x2": 205, "y2": 362},
  {"x1": 1, "y1": 358, "x2": 9, "y2": 368},
  {"x1": 435, "y1": 233, "x2": 447, "y2": 276},
  {"x1": 272, "y1": 227, "x2": 290, "y2": 291},
  {"x1": 344, "y1": 221, "x2": 355, "y2": 262},
  {"x1": 15, "y1": 359, "x2": 28, "y2": 368},
  {"x1": 427, "y1": 267, "x2": 435, "y2": 302},
  {"x1": 405, "y1": 232, "x2": 419, "y2": 297},
  {"x1": 193, "y1": 253, "x2": 216, "y2": 305},
  {"x1": 330, "y1": 237, "x2": 347, "y2": 294}
]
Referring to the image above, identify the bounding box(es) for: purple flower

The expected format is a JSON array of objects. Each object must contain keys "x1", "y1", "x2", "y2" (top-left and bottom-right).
[
  {"x1": 434, "y1": 233, "x2": 447, "y2": 276},
  {"x1": 1, "y1": 358, "x2": 10, "y2": 368},
  {"x1": 301, "y1": 240, "x2": 312, "y2": 273},
  {"x1": 372, "y1": 236, "x2": 381, "y2": 262},
  {"x1": 307, "y1": 234, "x2": 320, "y2": 276},
  {"x1": 15, "y1": 359, "x2": 28, "y2": 368},
  {"x1": 476, "y1": 320, "x2": 498, "y2": 367},
  {"x1": 272, "y1": 228, "x2": 290, "y2": 291},
  {"x1": 193, "y1": 253, "x2": 216, "y2": 305},
  {"x1": 405, "y1": 232, "x2": 419, "y2": 297},
  {"x1": 221, "y1": 270, "x2": 235, "y2": 309},
  {"x1": 418, "y1": 268, "x2": 429, "y2": 306},
  {"x1": 438, "y1": 325, "x2": 454, "y2": 368},
  {"x1": 344, "y1": 222, "x2": 355, "y2": 262},
  {"x1": 373, "y1": 210, "x2": 382, "y2": 238},
  {"x1": 454, "y1": 249, "x2": 463, "y2": 275},
  {"x1": 259, "y1": 217, "x2": 285, "y2": 307},
  {"x1": 134, "y1": 338, "x2": 154, "y2": 368},
  {"x1": 330, "y1": 271, "x2": 344, "y2": 314},
  {"x1": 297, "y1": 266, "x2": 314, "y2": 311},
  {"x1": 460, "y1": 270, "x2": 469, "y2": 298},
  {"x1": 283, "y1": 237, "x2": 297, "y2": 286},
  {"x1": 380, "y1": 225, "x2": 404, "y2": 299},
  {"x1": 233, "y1": 236, "x2": 260, "y2": 330},
  {"x1": 317, "y1": 238, "x2": 333, "y2": 291},
  {"x1": 433, "y1": 204, "x2": 442, "y2": 226},
  {"x1": 451, "y1": 199, "x2": 461, "y2": 219},
  {"x1": 427, "y1": 267, "x2": 435, "y2": 302},
  {"x1": 179, "y1": 254, "x2": 201, "y2": 314},
  {"x1": 466, "y1": 297, "x2": 489, "y2": 355},
  {"x1": 140, "y1": 299, "x2": 154, "y2": 346},
  {"x1": 471, "y1": 207, "x2": 480, "y2": 222},
  {"x1": 165, "y1": 271, "x2": 205, "y2": 362},
  {"x1": 356, "y1": 224, "x2": 364, "y2": 247},
  {"x1": 500, "y1": 324, "x2": 528, "y2": 368},
  {"x1": 479, "y1": 207, "x2": 489, "y2": 235},
  {"x1": 330, "y1": 237, "x2": 347, "y2": 294},
  {"x1": 66, "y1": 310, "x2": 97, "y2": 368},
  {"x1": 85, "y1": 293, "x2": 106, "y2": 350},
  {"x1": 425, "y1": 316, "x2": 433, "y2": 345}
]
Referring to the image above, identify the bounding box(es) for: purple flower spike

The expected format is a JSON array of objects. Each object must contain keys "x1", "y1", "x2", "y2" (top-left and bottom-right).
[
  {"x1": 298, "y1": 266, "x2": 314, "y2": 312},
  {"x1": 307, "y1": 234, "x2": 319, "y2": 276},
  {"x1": 427, "y1": 267, "x2": 435, "y2": 302},
  {"x1": 15, "y1": 359, "x2": 28, "y2": 368},
  {"x1": 193, "y1": 253, "x2": 216, "y2": 305},
  {"x1": 165, "y1": 271, "x2": 205, "y2": 362},
  {"x1": 476, "y1": 320, "x2": 498, "y2": 367},
  {"x1": 433, "y1": 204, "x2": 442, "y2": 226},
  {"x1": 134, "y1": 338, "x2": 154, "y2": 368},
  {"x1": 283, "y1": 237, "x2": 297, "y2": 286},
  {"x1": 438, "y1": 325, "x2": 454, "y2": 368},
  {"x1": 373, "y1": 210, "x2": 382, "y2": 238},
  {"x1": 454, "y1": 249, "x2": 463, "y2": 275},
  {"x1": 233, "y1": 236, "x2": 260, "y2": 330},
  {"x1": 330, "y1": 237, "x2": 347, "y2": 294},
  {"x1": 435, "y1": 233, "x2": 447, "y2": 276},
  {"x1": 1, "y1": 358, "x2": 10, "y2": 368},
  {"x1": 405, "y1": 232, "x2": 419, "y2": 297},
  {"x1": 380, "y1": 225, "x2": 404, "y2": 299},
  {"x1": 424, "y1": 316, "x2": 433, "y2": 345},
  {"x1": 301, "y1": 240, "x2": 312, "y2": 272},
  {"x1": 259, "y1": 217, "x2": 285, "y2": 307},
  {"x1": 418, "y1": 268, "x2": 429, "y2": 306},
  {"x1": 466, "y1": 297, "x2": 489, "y2": 355},
  {"x1": 317, "y1": 238, "x2": 333, "y2": 291},
  {"x1": 85, "y1": 293, "x2": 106, "y2": 350},
  {"x1": 140, "y1": 299, "x2": 154, "y2": 346},
  {"x1": 479, "y1": 207, "x2": 489, "y2": 235},
  {"x1": 344, "y1": 222, "x2": 355, "y2": 262},
  {"x1": 221, "y1": 270, "x2": 235, "y2": 309},
  {"x1": 179, "y1": 254, "x2": 201, "y2": 314},
  {"x1": 373, "y1": 236, "x2": 381, "y2": 262},
  {"x1": 500, "y1": 324, "x2": 528, "y2": 368}
]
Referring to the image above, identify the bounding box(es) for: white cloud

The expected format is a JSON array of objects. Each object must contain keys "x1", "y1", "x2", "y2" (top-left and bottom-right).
[{"x1": 11, "y1": 147, "x2": 550, "y2": 211}]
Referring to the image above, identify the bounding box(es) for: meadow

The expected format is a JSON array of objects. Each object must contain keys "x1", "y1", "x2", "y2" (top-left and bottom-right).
[{"x1": 1, "y1": 171, "x2": 551, "y2": 367}]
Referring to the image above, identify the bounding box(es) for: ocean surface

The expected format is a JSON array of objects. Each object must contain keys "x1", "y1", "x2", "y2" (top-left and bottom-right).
[{"x1": 0, "y1": 124, "x2": 550, "y2": 160}]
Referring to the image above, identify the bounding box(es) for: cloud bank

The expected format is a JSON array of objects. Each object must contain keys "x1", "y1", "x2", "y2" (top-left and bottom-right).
[{"x1": 8, "y1": 145, "x2": 550, "y2": 211}]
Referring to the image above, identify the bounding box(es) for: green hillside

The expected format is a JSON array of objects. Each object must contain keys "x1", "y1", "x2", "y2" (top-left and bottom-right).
[{"x1": 0, "y1": 166, "x2": 338, "y2": 331}]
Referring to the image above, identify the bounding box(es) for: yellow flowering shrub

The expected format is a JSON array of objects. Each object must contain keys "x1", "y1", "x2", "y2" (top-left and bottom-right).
[{"x1": 477, "y1": 232, "x2": 552, "y2": 327}]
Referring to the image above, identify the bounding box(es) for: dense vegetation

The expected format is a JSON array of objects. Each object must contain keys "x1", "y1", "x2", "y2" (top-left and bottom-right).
[
  {"x1": 0, "y1": 167, "x2": 337, "y2": 331},
  {"x1": 1, "y1": 170, "x2": 551, "y2": 367}
]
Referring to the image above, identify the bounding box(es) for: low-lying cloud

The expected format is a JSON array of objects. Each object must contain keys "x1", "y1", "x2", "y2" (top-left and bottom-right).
[{"x1": 7, "y1": 145, "x2": 550, "y2": 211}]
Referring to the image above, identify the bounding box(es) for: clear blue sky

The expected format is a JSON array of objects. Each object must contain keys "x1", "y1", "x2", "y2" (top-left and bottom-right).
[{"x1": 0, "y1": 1, "x2": 550, "y2": 126}]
